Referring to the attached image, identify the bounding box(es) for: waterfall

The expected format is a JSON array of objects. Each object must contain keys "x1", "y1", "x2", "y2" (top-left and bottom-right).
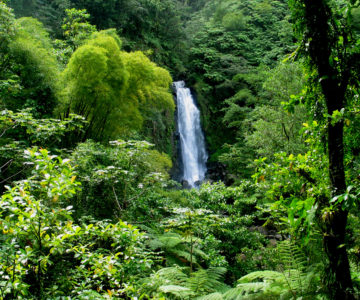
[{"x1": 174, "y1": 81, "x2": 208, "y2": 187}]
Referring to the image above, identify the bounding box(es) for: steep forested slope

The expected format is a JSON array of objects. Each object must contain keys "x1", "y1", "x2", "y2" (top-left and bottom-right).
[
  {"x1": 183, "y1": 0, "x2": 298, "y2": 179},
  {"x1": 8, "y1": 0, "x2": 187, "y2": 75}
]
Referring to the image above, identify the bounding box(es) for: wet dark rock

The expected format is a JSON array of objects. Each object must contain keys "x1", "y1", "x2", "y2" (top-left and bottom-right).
[
  {"x1": 268, "y1": 239, "x2": 278, "y2": 247},
  {"x1": 181, "y1": 180, "x2": 191, "y2": 189},
  {"x1": 194, "y1": 180, "x2": 201, "y2": 187},
  {"x1": 250, "y1": 225, "x2": 284, "y2": 241},
  {"x1": 206, "y1": 162, "x2": 233, "y2": 185}
]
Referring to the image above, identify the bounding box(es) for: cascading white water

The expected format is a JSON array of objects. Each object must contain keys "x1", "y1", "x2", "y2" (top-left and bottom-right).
[{"x1": 174, "y1": 81, "x2": 208, "y2": 187}]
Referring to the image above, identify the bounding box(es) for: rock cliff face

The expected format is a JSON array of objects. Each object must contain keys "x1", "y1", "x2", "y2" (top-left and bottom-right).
[{"x1": 170, "y1": 88, "x2": 183, "y2": 184}]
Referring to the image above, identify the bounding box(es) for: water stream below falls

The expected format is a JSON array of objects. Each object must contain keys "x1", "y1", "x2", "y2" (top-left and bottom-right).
[{"x1": 174, "y1": 81, "x2": 208, "y2": 188}]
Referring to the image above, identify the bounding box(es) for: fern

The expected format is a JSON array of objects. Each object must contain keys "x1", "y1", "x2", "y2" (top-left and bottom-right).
[
  {"x1": 156, "y1": 267, "x2": 189, "y2": 285},
  {"x1": 188, "y1": 267, "x2": 228, "y2": 295},
  {"x1": 141, "y1": 240, "x2": 322, "y2": 299},
  {"x1": 196, "y1": 292, "x2": 225, "y2": 300},
  {"x1": 223, "y1": 283, "x2": 269, "y2": 299},
  {"x1": 176, "y1": 250, "x2": 199, "y2": 264},
  {"x1": 238, "y1": 270, "x2": 284, "y2": 284},
  {"x1": 159, "y1": 285, "x2": 195, "y2": 299},
  {"x1": 278, "y1": 240, "x2": 307, "y2": 273},
  {"x1": 148, "y1": 232, "x2": 206, "y2": 267},
  {"x1": 158, "y1": 233, "x2": 184, "y2": 248},
  {"x1": 215, "y1": 241, "x2": 322, "y2": 300},
  {"x1": 140, "y1": 266, "x2": 228, "y2": 299},
  {"x1": 277, "y1": 240, "x2": 308, "y2": 296},
  {"x1": 193, "y1": 247, "x2": 208, "y2": 259}
]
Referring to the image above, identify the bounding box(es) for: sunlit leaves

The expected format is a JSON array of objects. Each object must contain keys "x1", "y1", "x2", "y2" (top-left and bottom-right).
[
  {"x1": 62, "y1": 8, "x2": 96, "y2": 50},
  {"x1": 60, "y1": 29, "x2": 174, "y2": 141},
  {"x1": 253, "y1": 149, "x2": 327, "y2": 242},
  {"x1": 61, "y1": 30, "x2": 131, "y2": 139},
  {"x1": 121, "y1": 50, "x2": 174, "y2": 111},
  {"x1": 0, "y1": 149, "x2": 155, "y2": 298}
]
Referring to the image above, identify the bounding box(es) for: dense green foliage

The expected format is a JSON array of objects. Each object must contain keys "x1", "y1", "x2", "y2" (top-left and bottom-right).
[
  {"x1": 185, "y1": 0, "x2": 296, "y2": 167},
  {"x1": 9, "y1": 0, "x2": 186, "y2": 74},
  {"x1": 2, "y1": 0, "x2": 360, "y2": 299},
  {"x1": 0, "y1": 14, "x2": 60, "y2": 117}
]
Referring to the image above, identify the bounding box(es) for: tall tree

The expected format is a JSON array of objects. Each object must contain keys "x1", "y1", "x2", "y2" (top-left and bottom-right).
[
  {"x1": 60, "y1": 29, "x2": 174, "y2": 142},
  {"x1": 59, "y1": 30, "x2": 131, "y2": 140},
  {"x1": 289, "y1": 0, "x2": 360, "y2": 298}
]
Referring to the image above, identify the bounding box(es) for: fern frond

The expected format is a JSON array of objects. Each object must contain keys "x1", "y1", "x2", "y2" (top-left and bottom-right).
[
  {"x1": 237, "y1": 271, "x2": 284, "y2": 284},
  {"x1": 156, "y1": 267, "x2": 188, "y2": 285},
  {"x1": 223, "y1": 283, "x2": 269, "y2": 299},
  {"x1": 149, "y1": 232, "x2": 208, "y2": 267},
  {"x1": 278, "y1": 240, "x2": 307, "y2": 273},
  {"x1": 228, "y1": 241, "x2": 319, "y2": 299},
  {"x1": 281, "y1": 269, "x2": 305, "y2": 291},
  {"x1": 205, "y1": 267, "x2": 227, "y2": 282},
  {"x1": 159, "y1": 285, "x2": 195, "y2": 298},
  {"x1": 193, "y1": 247, "x2": 208, "y2": 259},
  {"x1": 183, "y1": 236, "x2": 203, "y2": 244},
  {"x1": 141, "y1": 266, "x2": 229, "y2": 299},
  {"x1": 189, "y1": 269, "x2": 214, "y2": 294},
  {"x1": 158, "y1": 233, "x2": 184, "y2": 249},
  {"x1": 172, "y1": 249, "x2": 198, "y2": 264},
  {"x1": 187, "y1": 267, "x2": 227, "y2": 296},
  {"x1": 148, "y1": 238, "x2": 165, "y2": 249},
  {"x1": 196, "y1": 292, "x2": 224, "y2": 300}
]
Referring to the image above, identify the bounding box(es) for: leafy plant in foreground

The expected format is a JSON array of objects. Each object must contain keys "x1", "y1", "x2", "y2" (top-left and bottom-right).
[
  {"x1": 139, "y1": 266, "x2": 228, "y2": 299},
  {"x1": 0, "y1": 148, "x2": 158, "y2": 299},
  {"x1": 199, "y1": 241, "x2": 324, "y2": 300}
]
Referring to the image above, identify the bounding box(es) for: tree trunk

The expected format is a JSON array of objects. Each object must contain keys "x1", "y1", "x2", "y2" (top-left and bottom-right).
[
  {"x1": 324, "y1": 105, "x2": 353, "y2": 299},
  {"x1": 299, "y1": 0, "x2": 354, "y2": 298}
]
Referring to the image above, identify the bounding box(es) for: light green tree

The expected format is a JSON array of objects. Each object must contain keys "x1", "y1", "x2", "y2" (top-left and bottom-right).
[
  {"x1": 60, "y1": 30, "x2": 132, "y2": 139},
  {"x1": 121, "y1": 50, "x2": 175, "y2": 151},
  {"x1": 60, "y1": 30, "x2": 174, "y2": 141},
  {"x1": 62, "y1": 8, "x2": 96, "y2": 51}
]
